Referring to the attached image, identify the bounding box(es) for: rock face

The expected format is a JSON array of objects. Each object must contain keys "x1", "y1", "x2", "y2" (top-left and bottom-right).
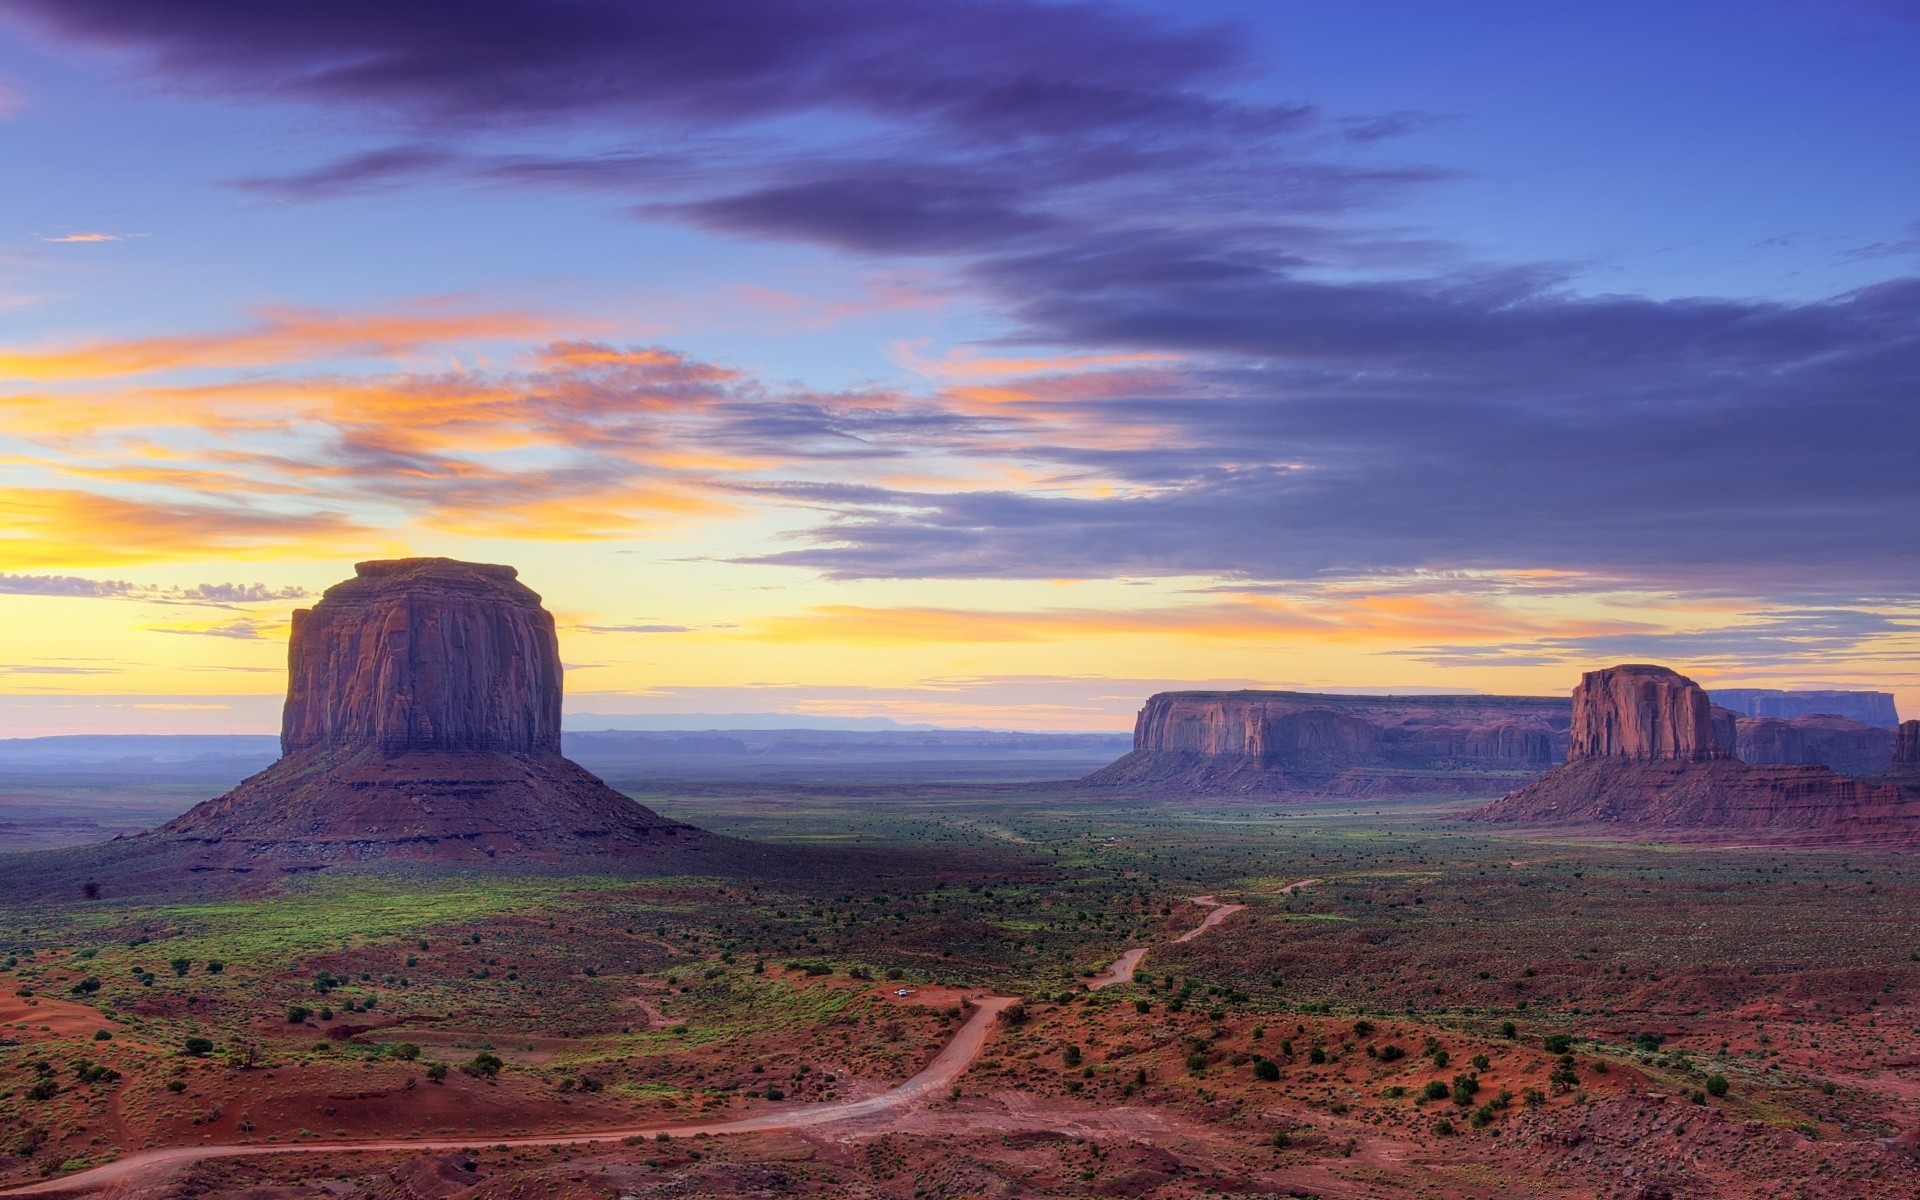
[
  {"x1": 1888, "y1": 721, "x2": 1920, "y2": 779},
  {"x1": 154, "y1": 558, "x2": 705, "y2": 868},
  {"x1": 1474, "y1": 663, "x2": 1920, "y2": 844},
  {"x1": 1736, "y1": 714, "x2": 1897, "y2": 776},
  {"x1": 1710, "y1": 687, "x2": 1900, "y2": 729},
  {"x1": 1567, "y1": 665, "x2": 1732, "y2": 762},
  {"x1": 281, "y1": 559, "x2": 562, "y2": 756},
  {"x1": 1085, "y1": 691, "x2": 1571, "y2": 796}
]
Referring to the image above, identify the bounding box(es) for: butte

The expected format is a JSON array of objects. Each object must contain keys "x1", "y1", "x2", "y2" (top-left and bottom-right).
[{"x1": 0, "y1": 559, "x2": 744, "y2": 897}]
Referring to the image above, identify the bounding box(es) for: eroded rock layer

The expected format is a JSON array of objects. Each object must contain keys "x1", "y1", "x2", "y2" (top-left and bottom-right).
[
  {"x1": 1084, "y1": 691, "x2": 1571, "y2": 796},
  {"x1": 281, "y1": 558, "x2": 562, "y2": 756},
  {"x1": 1711, "y1": 687, "x2": 1901, "y2": 729},
  {"x1": 1475, "y1": 663, "x2": 1920, "y2": 844},
  {"x1": 145, "y1": 557, "x2": 702, "y2": 868},
  {"x1": 1567, "y1": 665, "x2": 1732, "y2": 762}
]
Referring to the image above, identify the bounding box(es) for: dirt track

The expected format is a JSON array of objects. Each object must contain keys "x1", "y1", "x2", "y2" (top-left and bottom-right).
[
  {"x1": 8, "y1": 886, "x2": 1288, "y2": 1197},
  {"x1": 4, "y1": 997, "x2": 1015, "y2": 1197}
]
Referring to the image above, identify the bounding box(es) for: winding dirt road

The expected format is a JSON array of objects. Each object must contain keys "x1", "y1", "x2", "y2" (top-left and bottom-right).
[
  {"x1": 1090, "y1": 878, "x2": 1315, "y2": 989},
  {"x1": 11, "y1": 883, "x2": 1318, "y2": 1196},
  {"x1": 4, "y1": 998, "x2": 1015, "y2": 1197}
]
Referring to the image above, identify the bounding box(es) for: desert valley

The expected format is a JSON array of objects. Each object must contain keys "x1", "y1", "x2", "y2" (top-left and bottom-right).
[{"x1": 0, "y1": 560, "x2": 1914, "y2": 1200}]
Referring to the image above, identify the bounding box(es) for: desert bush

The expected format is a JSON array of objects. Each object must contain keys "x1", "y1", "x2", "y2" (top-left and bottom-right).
[
  {"x1": 1308, "y1": 1046, "x2": 1328, "y2": 1065},
  {"x1": 1423, "y1": 1079, "x2": 1449, "y2": 1101},
  {"x1": 1706, "y1": 1073, "x2": 1729, "y2": 1098},
  {"x1": 1542, "y1": 1033, "x2": 1574, "y2": 1054},
  {"x1": 1499, "y1": 1020, "x2": 1517, "y2": 1039},
  {"x1": 1254, "y1": 1059, "x2": 1280, "y2": 1082},
  {"x1": 1470, "y1": 1053, "x2": 1489, "y2": 1070},
  {"x1": 463, "y1": 1052, "x2": 503, "y2": 1078},
  {"x1": 1376, "y1": 1043, "x2": 1406, "y2": 1063},
  {"x1": 1061, "y1": 1044, "x2": 1082, "y2": 1068},
  {"x1": 182, "y1": 1037, "x2": 213, "y2": 1057}
]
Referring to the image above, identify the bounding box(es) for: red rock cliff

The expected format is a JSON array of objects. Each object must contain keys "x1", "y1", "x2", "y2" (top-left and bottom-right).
[
  {"x1": 1567, "y1": 664, "x2": 1733, "y2": 762},
  {"x1": 280, "y1": 558, "x2": 563, "y2": 756},
  {"x1": 1892, "y1": 721, "x2": 1920, "y2": 775}
]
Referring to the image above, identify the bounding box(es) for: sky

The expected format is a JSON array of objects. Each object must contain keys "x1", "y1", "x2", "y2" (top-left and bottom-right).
[{"x1": 0, "y1": 0, "x2": 1916, "y2": 735}]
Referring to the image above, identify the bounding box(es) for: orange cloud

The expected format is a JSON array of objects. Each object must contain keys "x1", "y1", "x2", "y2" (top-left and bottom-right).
[
  {"x1": 0, "y1": 302, "x2": 561, "y2": 381},
  {"x1": 746, "y1": 593, "x2": 1653, "y2": 648},
  {"x1": 0, "y1": 487, "x2": 372, "y2": 567}
]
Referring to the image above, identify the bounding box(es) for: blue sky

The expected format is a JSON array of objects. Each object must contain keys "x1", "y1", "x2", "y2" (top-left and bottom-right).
[{"x1": 0, "y1": 0, "x2": 1915, "y2": 732}]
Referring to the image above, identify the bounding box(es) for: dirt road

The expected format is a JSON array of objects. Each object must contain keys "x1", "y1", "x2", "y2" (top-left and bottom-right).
[
  {"x1": 10, "y1": 883, "x2": 1317, "y2": 1195},
  {"x1": 2, "y1": 998, "x2": 1015, "y2": 1197}
]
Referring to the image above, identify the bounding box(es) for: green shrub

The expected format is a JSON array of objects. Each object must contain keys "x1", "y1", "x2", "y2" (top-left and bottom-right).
[
  {"x1": 286, "y1": 1005, "x2": 313, "y2": 1024},
  {"x1": 1542, "y1": 1033, "x2": 1573, "y2": 1054},
  {"x1": 463, "y1": 1052, "x2": 503, "y2": 1078},
  {"x1": 1061, "y1": 1045, "x2": 1082, "y2": 1068},
  {"x1": 183, "y1": 1037, "x2": 213, "y2": 1057},
  {"x1": 1308, "y1": 1046, "x2": 1327, "y2": 1065},
  {"x1": 1499, "y1": 1020, "x2": 1517, "y2": 1039},
  {"x1": 1376, "y1": 1043, "x2": 1406, "y2": 1063},
  {"x1": 1253, "y1": 1059, "x2": 1280, "y2": 1082},
  {"x1": 1423, "y1": 1079, "x2": 1449, "y2": 1102},
  {"x1": 1706, "y1": 1074, "x2": 1729, "y2": 1098}
]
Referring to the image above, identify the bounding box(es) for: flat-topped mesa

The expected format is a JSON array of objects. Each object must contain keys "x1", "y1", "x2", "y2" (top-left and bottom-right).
[
  {"x1": 1086, "y1": 690, "x2": 1571, "y2": 796},
  {"x1": 281, "y1": 558, "x2": 562, "y2": 757},
  {"x1": 1567, "y1": 664, "x2": 1734, "y2": 763}
]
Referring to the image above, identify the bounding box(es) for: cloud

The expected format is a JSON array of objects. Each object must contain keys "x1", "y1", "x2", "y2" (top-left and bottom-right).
[
  {"x1": 143, "y1": 617, "x2": 278, "y2": 639},
  {"x1": 574, "y1": 623, "x2": 694, "y2": 635},
  {"x1": 0, "y1": 487, "x2": 366, "y2": 567},
  {"x1": 37, "y1": 232, "x2": 122, "y2": 243},
  {"x1": 0, "y1": 573, "x2": 309, "y2": 602}
]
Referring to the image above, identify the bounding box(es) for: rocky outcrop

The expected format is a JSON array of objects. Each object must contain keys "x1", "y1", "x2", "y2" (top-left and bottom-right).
[
  {"x1": 1085, "y1": 691, "x2": 1570, "y2": 796},
  {"x1": 281, "y1": 559, "x2": 562, "y2": 755},
  {"x1": 1567, "y1": 665, "x2": 1732, "y2": 762},
  {"x1": 1475, "y1": 663, "x2": 1920, "y2": 844},
  {"x1": 1711, "y1": 688, "x2": 1900, "y2": 729},
  {"x1": 151, "y1": 557, "x2": 706, "y2": 868},
  {"x1": 1736, "y1": 714, "x2": 1897, "y2": 776},
  {"x1": 1887, "y1": 721, "x2": 1920, "y2": 780}
]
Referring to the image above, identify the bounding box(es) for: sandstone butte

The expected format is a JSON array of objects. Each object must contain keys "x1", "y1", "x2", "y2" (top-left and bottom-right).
[
  {"x1": 0, "y1": 559, "x2": 739, "y2": 897},
  {"x1": 1472, "y1": 664, "x2": 1920, "y2": 844}
]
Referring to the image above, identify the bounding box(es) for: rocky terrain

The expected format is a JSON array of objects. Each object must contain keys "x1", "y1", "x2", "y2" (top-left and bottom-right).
[
  {"x1": 1084, "y1": 690, "x2": 1572, "y2": 796},
  {"x1": 1474, "y1": 664, "x2": 1920, "y2": 843}
]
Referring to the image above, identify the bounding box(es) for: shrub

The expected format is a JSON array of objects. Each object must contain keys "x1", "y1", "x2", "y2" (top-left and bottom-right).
[
  {"x1": 286, "y1": 1005, "x2": 313, "y2": 1024},
  {"x1": 1430, "y1": 1048, "x2": 1449, "y2": 1069},
  {"x1": 1185, "y1": 1053, "x2": 1208, "y2": 1074},
  {"x1": 1542, "y1": 1033, "x2": 1573, "y2": 1054},
  {"x1": 1352, "y1": 1019, "x2": 1375, "y2": 1037},
  {"x1": 1000, "y1": 1003, "x2": 1029, "y2": 1026},
  {"x1": 1470, "y1": 1102, "x2": 1496, "y2": 1128},
  {"x1": 205, "y1": 961, "x2": 224, "y2": 974},
  {"x1": 183, "y1": 1037, "x2": 213, "y2": 1057},
  {"x1": 1706, "y1": 1074, "x2": 1729, "y2": 1098},
  {"x1": 1061, "y1": 1045, "x2": 1082, "y2": 1068},
  {"x1": 1451, "y1": 1073, "x2": 1480, "y2": 1107},
  {"x1": 1253, "y1": 1059, "x2": 1280, "y2": 1082},
  {"x1": 392, "y1": 1042, "x2": 421, "y2": 1060},
  {"x1": 170, "y1": 957, "x2": 191, "y2": 977},
  {"x1": 1432, "y1": 1118, "x2": 1455, "y2": 1136},
  {"x1": 70, "y1": 976, "x2": 101, "y2": 995},
  {"x1": 26, "y1": 1079, "x2": 58, "y2": 1102},
  {"x1": 1376, "y1": 1043, "x2": 1406, "y2": 1063},
  {"x1": 463, "y1": 1052, "x2": 503, "y2": 1078},
  {"x1": 425, "y1": 1062, "x2": 448, "y2": 1083},
  {"x1": 1308, "y1": 1046, "x2": 1328, "y2": 1065},
  {"x1": 1270, "y1": 1129, "x2": 1290, "y2": 1149},
  {"x1": 1470, "y1": 1054, "x2": 1490, "y2": 1071},
  {"x1": 765, "y1": 1086, "x2": 785, "y2": 1100},
  {"x1": 92, "y1": 1029, "x2": 111, "y2": 1042},
  {"x1": 1423, "y1": 1079, "x2": 1450, "y2": 1102},
  {"x1": 1134, "y1": 999, "x2": 1151, "y2": 1014},
  {"x1": 1499, "y1": 1020, "x2": 1517, "y2": 1039}
]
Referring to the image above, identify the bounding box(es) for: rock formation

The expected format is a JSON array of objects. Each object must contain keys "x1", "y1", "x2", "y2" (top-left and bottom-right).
[
  {"x1": 1474, "y1": 664, "x2": 1920, "y2": 844},
  {"x1": 1736, "y1": 714, "x2": 1897, "y2": 776},
  {"x1": 1084, "y1": 691, "x2": 1570, "y2": 796},
  {"x1": 1567, "y1": 665, "x2": 1734, "y2": 762},
  {"x1": 1710, "y1": 687, "x2": 1900, "y2": 729},
  {"x1": 150, "y1": 558, "x2": 707, "y2": 869},
  {"x1": 281, "y1": 558, "x2": 562, "y2": 756},
  {"x1": 1887, "y1": 721, "x2": 1920, "y2": 781}
]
